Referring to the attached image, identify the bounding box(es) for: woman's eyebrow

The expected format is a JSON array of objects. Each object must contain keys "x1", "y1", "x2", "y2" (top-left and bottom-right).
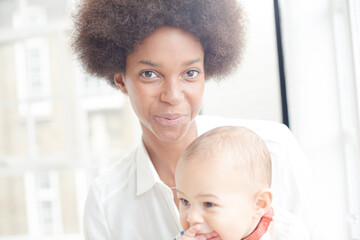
[
  {"x1": 182, "y1": 58, "x2": 201, "y2": 67},
  {"x1": 138, "y1": 58, "x2": 201, "y2": 68},
  {"x1": 138, "y1": 60, "x2": 161, "y2": 67}
]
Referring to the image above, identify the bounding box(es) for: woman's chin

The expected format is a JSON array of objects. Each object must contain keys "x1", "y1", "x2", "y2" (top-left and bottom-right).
[
  {"x1": 154, "y1": 129, "x2": 189, "y2": 143},
  {"x1": 141, "y1": 117, "x2": 197, "y2": 143}
]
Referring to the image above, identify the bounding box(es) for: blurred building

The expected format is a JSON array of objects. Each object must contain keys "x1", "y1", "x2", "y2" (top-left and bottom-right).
[{"x1": 0, "y1": 0, "x2": 140, "y2": 239}]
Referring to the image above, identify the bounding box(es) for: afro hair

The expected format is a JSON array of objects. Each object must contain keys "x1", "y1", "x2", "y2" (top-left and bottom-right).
[{"x1": 71, "y1": 0, "x2": 247, "y2": 87}]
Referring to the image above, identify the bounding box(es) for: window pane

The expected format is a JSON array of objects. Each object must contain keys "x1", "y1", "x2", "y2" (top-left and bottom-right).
[
  {"x1": 0, "y1": 175, "x2": 28, "y2": 236},
  {"x1": 0, "y1": 0, "x2": 17, "y2": 30},
  {"x1": 59, "y1": 170, "x2": 80, "y2": 234},
  {"x1": 0, "y1": 170, "x2": 82, "y2": 238},
  {"x1": 0, "y1": 105, "x2": 29, "y2": 156},
  {"x1": 0, "y1": 0, "x2": 67, "y2": 30}
]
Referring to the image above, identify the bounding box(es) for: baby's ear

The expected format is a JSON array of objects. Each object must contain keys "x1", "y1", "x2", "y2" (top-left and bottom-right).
[
  {"x1": 253, "y1": 188, "x2": 272, "y2": 219},
  {"x1": 114, "y1": 73, "x2": 128, "y2": 94}
]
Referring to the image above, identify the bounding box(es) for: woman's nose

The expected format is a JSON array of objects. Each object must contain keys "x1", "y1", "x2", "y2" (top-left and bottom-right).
[{"x1": 160, "y1": 77, "x2": 184, "y2": 105}]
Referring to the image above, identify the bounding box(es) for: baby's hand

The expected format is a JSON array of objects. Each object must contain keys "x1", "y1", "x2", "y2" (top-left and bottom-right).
[{"x1": 178, "y1": 224, "x2": 207, "y2": 240}]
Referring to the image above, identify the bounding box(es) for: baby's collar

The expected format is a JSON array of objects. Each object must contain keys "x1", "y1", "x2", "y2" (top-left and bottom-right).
[{"x1": 242, "y1": 207, "x2": 274, "y2": 240}]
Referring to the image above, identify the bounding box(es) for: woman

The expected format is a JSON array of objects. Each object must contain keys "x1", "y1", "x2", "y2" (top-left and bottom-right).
[{"x1": 72, "y1": 0, "x2": 312, "y2": 239}]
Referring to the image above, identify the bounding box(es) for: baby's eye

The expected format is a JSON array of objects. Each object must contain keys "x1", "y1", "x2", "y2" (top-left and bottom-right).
[
  {"x1": 179, "y1": 198, "x2": 190, "y2": 206},
  {"x1": 184, "y1": 69, "x2": 200, "y2": 79},
  {"x1": 140, "y1": 70, "x2": 158, "y2": 79},
  {"x1": 203, "y1": 202, "x2": 215, "y2": 208}
]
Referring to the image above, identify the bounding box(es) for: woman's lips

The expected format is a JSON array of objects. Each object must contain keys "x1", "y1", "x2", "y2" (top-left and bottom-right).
[{"x1": 154, "y1": 114, "x2": 186, "y2": 126}]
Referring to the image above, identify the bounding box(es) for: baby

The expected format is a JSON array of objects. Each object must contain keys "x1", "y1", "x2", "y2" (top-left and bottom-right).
[{"x1": 174, "y1": 126, "x2": 309, "y2": 240}]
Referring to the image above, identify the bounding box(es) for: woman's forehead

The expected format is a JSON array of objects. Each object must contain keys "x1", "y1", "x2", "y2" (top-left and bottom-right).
[
  {"x1": 130, "y1": 27, "x2": 203, "y2": 57},
  {"x1": 125, "y1": 27, "x2": 204, "y2": 72}
]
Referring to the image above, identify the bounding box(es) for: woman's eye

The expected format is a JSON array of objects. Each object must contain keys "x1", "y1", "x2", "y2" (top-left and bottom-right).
[
  {"x1": 203, "y1": 202, "x2": 215, "y2": 208},
  {"x1": 185, "y1": 69, "x2": 199, "y2": 78},
  {"x1": 179, "y1": 198, "x2": 190, "y2": 206},
  {"x1": 140, "y1": 70, "x2": 157, "y2": 78}
]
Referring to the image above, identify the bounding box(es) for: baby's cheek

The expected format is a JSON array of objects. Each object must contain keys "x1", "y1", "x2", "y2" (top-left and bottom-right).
[{"x1": 205, "y1": 216, "x2": 228, "y2": 238}]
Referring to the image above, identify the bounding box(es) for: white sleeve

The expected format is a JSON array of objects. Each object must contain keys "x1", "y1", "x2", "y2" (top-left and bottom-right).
[
  {"x1": 83, "y1": 184, "x2": 112, "y2": 240},
  {"x1": 173, "y1": 231, "x2": 185, "y2": 240}
]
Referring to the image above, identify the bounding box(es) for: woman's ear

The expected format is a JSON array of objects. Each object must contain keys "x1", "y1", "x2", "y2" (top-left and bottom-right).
[
  {"x1": 253, "y1": 188, "x2": 272, "y2": 219},
  {"x1": 114, "y1": 73, "x2": 128, "y2": 94}
]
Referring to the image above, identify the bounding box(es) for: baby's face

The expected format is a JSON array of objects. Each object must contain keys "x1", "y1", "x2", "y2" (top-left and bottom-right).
[{"x1": 175, "y1": 154, "x2": 258, "y2": 240}]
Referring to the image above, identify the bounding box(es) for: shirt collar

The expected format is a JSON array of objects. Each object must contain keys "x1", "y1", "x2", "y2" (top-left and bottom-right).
[
  {"x1": 136, "y1": 141, "x2": 163, "y2": 196},
  {"x1": 135, "y1": 116, "x2": 204, "y2": 196},
  {"x1": 243, "y1": 207, "x2": 274, "y2": 240}
]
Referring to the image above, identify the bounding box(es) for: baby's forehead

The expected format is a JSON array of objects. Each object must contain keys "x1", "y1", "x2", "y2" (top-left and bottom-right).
[
  {"x1": 180, "y1": 150, "x2": 245, "y2": 172},
  {"x1": 177, "y1": 154, "x2": 256, "y2": 193}
]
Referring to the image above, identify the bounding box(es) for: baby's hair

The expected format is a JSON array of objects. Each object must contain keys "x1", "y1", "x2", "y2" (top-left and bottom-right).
[
  {"x1": 71, "y1": 0, "x2": 247, "y2": 88},
  {"x1": 181, "y1": 126, "x2": 272, "y2": 187}
]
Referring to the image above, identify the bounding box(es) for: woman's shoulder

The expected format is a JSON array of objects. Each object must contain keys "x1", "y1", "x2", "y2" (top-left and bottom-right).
[{"x1": 89, "y1": 146, "x2": 139, "y2": 199}]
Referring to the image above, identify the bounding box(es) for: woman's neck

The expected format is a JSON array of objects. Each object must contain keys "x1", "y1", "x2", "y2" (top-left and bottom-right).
[{"x1": 141, "y1": 121, "x2": 198, "y2": 187}]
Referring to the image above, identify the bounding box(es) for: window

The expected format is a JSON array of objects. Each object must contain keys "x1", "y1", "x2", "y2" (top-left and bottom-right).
[
  {"x1": 13, "y1": 4, "x2": 52, "y2": 118},
  {"x1": 15, "y1": 38, "x2": 52, "y2": 118},
  {"x1": 280, "y1": 0, "x2": 360, "y2": 238}
]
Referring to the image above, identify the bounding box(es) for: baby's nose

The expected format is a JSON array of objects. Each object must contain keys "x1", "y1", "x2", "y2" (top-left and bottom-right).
[{"x1": 186, "y1": 208, "x2": 204, "y2": 225}]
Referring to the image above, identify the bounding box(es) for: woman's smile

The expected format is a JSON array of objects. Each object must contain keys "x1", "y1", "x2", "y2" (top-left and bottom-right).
[{"x1": 154, "y1": 114, "x2": 188, "y2": 127}]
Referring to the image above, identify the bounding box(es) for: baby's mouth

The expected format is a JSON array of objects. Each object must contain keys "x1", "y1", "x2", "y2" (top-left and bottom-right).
[
  {"x1": 197, "y1": 231, "x2": 219, "y2": 240},
  {"x1": 207, "y1": 235, "x2": 220, "y2": 240}
]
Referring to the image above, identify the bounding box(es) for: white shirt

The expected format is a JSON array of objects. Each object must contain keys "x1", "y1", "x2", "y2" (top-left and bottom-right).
[
  {"x1": 83, "y1": 115, "x2": 313, "y2": 240},
  {"x1": 262, "y1": 207, "x2": 310, "y2": 240}
]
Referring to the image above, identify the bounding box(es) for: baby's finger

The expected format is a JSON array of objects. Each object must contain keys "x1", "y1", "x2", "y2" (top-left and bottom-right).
[
  {"x1": 194, "y1": 235, "x2": 207, "y2": 240},
  {"x1": 194, "y1": 236, "x2": 207, "y2": 240},
  {"x1": 183, "y1": 224, "x2": 201, "y2": 237}
]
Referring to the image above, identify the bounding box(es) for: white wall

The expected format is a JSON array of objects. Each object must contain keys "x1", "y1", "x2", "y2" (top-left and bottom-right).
[
  {"x1": 202, "y1": 0, "x2": 282, "y2": 122},
  {"x1": 281, "y1": 0, "x2": 360, "y2": 239}
]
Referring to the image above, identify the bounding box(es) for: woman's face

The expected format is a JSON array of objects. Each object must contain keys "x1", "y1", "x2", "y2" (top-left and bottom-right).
[{"x1": 115, "y1": 27, "x2": 205, "y2": 143}]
